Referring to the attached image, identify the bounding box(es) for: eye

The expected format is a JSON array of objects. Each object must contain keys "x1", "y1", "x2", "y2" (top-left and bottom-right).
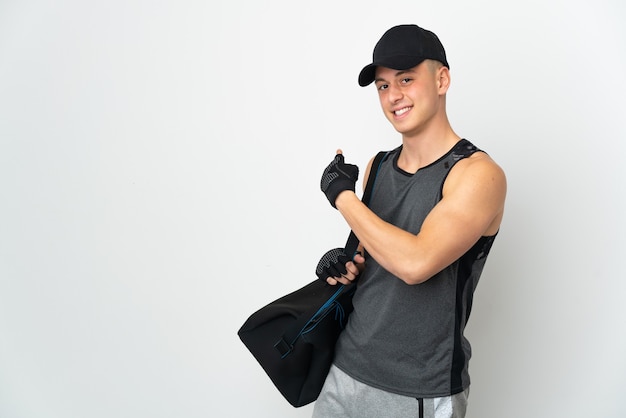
[
  {"x1": 377, "y1": 84, "x2": 389, "y2": 91},
  {"x1": 401, "y1": 77, "x2": 412, "y2": 84}
]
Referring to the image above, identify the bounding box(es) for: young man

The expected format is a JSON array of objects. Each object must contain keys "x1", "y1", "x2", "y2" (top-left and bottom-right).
[{"x1": 314, "y1": 24, "x2": 507, "y2": 418}]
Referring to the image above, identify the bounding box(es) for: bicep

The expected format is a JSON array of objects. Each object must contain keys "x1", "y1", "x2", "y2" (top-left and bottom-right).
[{"x1": 416, "y1": 159, "x2": 507, "y2": 271}]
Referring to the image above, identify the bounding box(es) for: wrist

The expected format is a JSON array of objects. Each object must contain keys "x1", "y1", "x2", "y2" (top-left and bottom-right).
[{"x1": 335, "y1": 190, "x2": 357, "y2": 211}]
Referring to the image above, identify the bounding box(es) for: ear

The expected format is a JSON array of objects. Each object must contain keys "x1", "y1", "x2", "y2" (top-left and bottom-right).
[{"x1": 437, "y1": 66, "x2": 451, "y2": 94}]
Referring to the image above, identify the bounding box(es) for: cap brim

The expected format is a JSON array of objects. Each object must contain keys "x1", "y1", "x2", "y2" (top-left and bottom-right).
[
  {"x1": 358, "y1": 64, "x2": 377, "y2": 87},
  {"x1": 358, "y1": 56, "x2": 430, "y2": 87}
]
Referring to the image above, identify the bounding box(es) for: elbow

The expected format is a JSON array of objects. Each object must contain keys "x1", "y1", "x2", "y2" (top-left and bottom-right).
[
  {"x1": 380, "y1": 250, "x2": 440, "y2": 285},
  {"x1": 394, "y1": 264, "x2": 431, "y2": 285},
  {"x1": 392, "y1": 253, "x2": 450, "y2": 285}
]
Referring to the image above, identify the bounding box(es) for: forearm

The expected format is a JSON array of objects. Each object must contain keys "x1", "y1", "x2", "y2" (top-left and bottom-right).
[{"x1": 335, "y1": 191, "x2": 435, "y2": 285}]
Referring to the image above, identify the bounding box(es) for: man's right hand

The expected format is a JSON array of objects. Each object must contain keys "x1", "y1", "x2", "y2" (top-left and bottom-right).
[{"x1": 320, "y1": 151, "x2": 359, "y2": 209}]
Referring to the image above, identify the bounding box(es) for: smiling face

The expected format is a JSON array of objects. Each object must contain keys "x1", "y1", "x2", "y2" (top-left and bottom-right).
[{"x1": 374, "y1": 60, "x2": 449, "y2": 139}]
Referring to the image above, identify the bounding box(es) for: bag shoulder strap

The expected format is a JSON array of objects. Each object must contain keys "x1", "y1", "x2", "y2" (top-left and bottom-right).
[
  {"x1": 274, "y1": 150, "x2": 389, "y2": 357},
  {"x1": 343, "y1": 150, "x2": 389, "y2": 255}
]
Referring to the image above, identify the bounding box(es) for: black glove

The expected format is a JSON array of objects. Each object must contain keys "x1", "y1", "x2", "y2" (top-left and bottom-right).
[
  {"x1": 315, "y1": 248, "x2": 352, "y2": 281},
  {"x1": 320, "y1": 154, "x2": 359, "y2": 208}
]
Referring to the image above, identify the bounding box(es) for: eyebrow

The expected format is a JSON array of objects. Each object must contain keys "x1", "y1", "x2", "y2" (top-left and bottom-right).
[{"x1": 374, "y1": 69, "x2": 416, "y2": 84}]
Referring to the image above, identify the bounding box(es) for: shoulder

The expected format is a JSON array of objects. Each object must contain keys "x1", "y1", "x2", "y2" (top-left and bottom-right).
[
  {"x1": 439, "y1": 149, "x2": 506, "y2": 235},
  {"x1": 444, "y1": 150, "x2": 507, "y2": 201},
  {"x1": 453, "y1": 150, "x2": 505, "y2": 182},
  {"x1": 362, "y1": 148, "x2": 397, "y2": 188}
]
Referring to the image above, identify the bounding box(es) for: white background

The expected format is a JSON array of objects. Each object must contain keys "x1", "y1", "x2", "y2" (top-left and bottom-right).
[{"x1": 1, "y1": 1, "x2": 625, "y2": 417}]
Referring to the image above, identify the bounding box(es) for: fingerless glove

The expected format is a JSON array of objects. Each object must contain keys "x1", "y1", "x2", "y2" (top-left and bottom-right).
[
  {"x1": 320, "y1": 154, "x2": 359, "y2": 208},
  {"x1": 315, "y1": 248, "x2": 351, "y2": 281}
]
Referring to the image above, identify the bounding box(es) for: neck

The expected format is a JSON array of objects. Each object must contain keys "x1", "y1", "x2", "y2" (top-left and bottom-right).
[{"x1": 398, "y1": 114, "x2": 460, "y2": 173}]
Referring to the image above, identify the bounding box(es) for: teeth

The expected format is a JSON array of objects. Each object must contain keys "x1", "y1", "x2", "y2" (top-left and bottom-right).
[{"x1": 394, "y1": 107, "x2": 410, "y2": 116}]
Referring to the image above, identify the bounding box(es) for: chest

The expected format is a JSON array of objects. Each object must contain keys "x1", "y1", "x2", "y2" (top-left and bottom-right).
[{"x1": 369, "y1": 161, "x2": 449, "y2": 234}]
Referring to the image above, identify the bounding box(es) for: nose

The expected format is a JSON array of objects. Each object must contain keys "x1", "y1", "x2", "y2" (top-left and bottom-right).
[{"x1": 387, "y1": 84, "x2": 403, "y2": 103}]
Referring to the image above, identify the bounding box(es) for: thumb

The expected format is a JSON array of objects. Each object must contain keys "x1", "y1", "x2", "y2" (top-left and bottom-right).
[{"x1": 353, "y1": 252, "x2": 366, "y2": 264}]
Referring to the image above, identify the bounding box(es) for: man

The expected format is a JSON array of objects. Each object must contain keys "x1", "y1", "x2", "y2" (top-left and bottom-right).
[{"x1": 313, "y1": 24, "x2": 507, "y2": 418}]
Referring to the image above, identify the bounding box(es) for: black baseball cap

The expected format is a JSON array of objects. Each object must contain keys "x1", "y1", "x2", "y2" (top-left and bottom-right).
[{"x1": 358, "y1": 24, "x2": 449, "y2": 87}]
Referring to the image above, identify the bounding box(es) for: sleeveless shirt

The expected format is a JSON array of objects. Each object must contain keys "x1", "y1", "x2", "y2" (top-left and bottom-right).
[{"x1": 333, "y1": 139, "x2": 497, "y2": 398}]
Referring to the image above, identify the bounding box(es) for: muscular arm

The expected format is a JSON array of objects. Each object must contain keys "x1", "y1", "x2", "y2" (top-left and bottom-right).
[{"x1": 334, "y1": 152, "x2": 507, "y2": 285}]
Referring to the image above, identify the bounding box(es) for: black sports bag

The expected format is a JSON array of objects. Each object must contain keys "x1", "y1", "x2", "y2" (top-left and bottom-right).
[{"x1": 237, "y1": 151, "x2": 387, "y2": 407}]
